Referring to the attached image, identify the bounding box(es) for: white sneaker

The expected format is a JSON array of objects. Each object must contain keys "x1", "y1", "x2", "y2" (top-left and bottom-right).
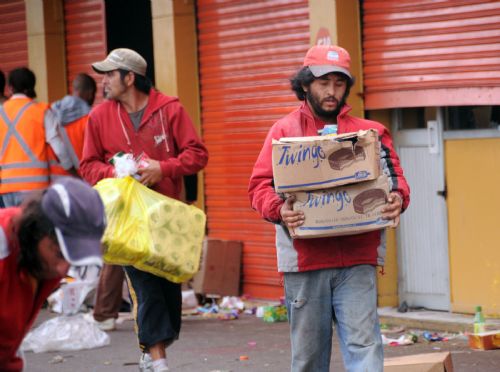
[
  {"x1": 152, "y1": 358, "x2": 169, "y2": 372},
  {"x1": 83, "y1": 312, "x2": 116, "y2": 331},
  {"x1": 154, "y1": 367, "x2": 169, "y2": 372},
  {"x1": 139, "y1": 353, "x2": 153, "y2": 372}
]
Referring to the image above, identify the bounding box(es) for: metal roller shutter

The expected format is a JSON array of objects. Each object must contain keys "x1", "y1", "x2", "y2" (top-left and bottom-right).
[
  {"x1": 362, "y1": 0, "x2": 500, "y2": 109},
  {"x1": 0, "y1": 0, "x2": 28, "y2": 75},
  {"x1": 63, "y1": 0, "x2": 107, "y2": 103},
  {"x1": 197, "y1": 0, "x2": 309, "y2": 298}
]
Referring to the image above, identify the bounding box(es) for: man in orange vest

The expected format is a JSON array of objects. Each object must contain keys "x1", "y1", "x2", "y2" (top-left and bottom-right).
[
  {"x1": 0, "y1": 67, "x2": 77, "y2": 207},
  {"x1": 49, "y1": 73, "x2": 97, "y2": 179},
  {"x1": 0, "y1": 69, "x2": 7, "y2": 209}
]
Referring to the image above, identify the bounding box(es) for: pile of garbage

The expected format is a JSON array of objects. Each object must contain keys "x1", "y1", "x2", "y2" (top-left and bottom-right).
[
  {"x1": 182, "y1": 291, "x2": 288, "y2": 323},
  {"x1": 380, "y1": 323, "x2": 467, "y2": 347},
  {"x1": 22, "y1": 266, "x2": 111, "y2": 353}
]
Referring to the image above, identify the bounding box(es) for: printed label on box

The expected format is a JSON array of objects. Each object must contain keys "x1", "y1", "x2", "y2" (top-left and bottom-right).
[
  {"x1": 289, "y1": 174, "x2": 395, "y2": 238},
  {"x1": 272, "y1": 129, "x2": 380, "y2": 192}
]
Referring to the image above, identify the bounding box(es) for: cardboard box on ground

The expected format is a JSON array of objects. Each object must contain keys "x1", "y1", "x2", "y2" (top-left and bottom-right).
[
  {"x1": 468, "y1": 330, "x2": 500, "y2": 350},
  {"x1": 191, "y1": 239, "x2": 243, "y2": 297},
  {"x1": 272, "y1": 129, "x2": 380, "y2": 192},
  {"x1": 384, "y1": 352, "x2": 454, "y2": 372}
]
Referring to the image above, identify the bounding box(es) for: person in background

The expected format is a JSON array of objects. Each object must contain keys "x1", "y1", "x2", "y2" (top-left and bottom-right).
[
  {"x1": 48, "y1": 73, "x2": 97, "y2": 179},
  {"x1": 80, "y1": 48, "x2": 208, "y2": 372},
  {"x1": 0, "y1": 67, "x2": 76, "y2": 207},
  {"x1": 0, "y1": 177, "x2": 106, "y2": 372},
  {"x1": 0, "y1": 69, "x2": 7, "y2": 209},
  {"x1": 0, "y1": 70, "x2": 7, "y2": 105},
  {"x1": 248, "y1": 45, "x2": 410, "y2": 372}
]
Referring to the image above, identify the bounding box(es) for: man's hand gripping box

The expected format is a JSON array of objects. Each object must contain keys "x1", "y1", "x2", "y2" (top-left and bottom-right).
[{"x1": 272, "y1": 129, "x2": 380, "y2": 193}]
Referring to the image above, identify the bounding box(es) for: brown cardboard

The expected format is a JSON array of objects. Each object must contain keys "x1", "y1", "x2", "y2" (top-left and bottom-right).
[
  {"x1": 468, "y1": 330, "x2": 500, "y2": 350},
  {"x1": 384, "y1": 352, "x2": 454, "y2": 372},
  {"x1": 191, "y1": 239, "x2": 242, "y2": 296},
  {"x1": 272, "y1": 129, "x2": 380, "y2": 192},
  {"x1": 289, "y1": 174, "x2": 395, "y2": 238}
]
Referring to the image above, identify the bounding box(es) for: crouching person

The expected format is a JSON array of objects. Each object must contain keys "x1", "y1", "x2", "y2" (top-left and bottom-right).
[{"x1": 0, "y1": 177, "x2": 106, "y2": 371}]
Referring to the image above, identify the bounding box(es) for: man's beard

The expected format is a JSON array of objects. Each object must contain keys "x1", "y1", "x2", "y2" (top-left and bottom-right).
[{"x1": 306, "y1": 91, "x2": 346, "y2": 122}]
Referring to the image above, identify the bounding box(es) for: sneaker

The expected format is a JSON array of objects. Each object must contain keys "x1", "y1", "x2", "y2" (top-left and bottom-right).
[
  {"x1": 139, "y1": 353, "x2": 153, "y2": 372},
  {"x1": 83, "y1": 312, "x2": 116, "y2": 331},
  {"x1": 154, "y1": 367, "x2": 169, "y2": 372},
  {"x1": 152, "y1": 358, "x2": 169, "y2": 372}
]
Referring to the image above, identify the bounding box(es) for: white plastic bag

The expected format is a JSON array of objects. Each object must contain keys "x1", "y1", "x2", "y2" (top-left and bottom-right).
[
  {"x1": 181, "y1": 289, "x2": 198, "y2": 310},
  {"x1": 47, "y1": 278, "x2": 98, "y2": 315},
  {"x1": 21, "y1": 314, "x2": 110, "y2": 353}
]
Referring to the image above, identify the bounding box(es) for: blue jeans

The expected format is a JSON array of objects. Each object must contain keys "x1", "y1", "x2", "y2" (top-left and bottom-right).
[{"x1": 284, "y1": 265, "x2": 383, "y2": 372}]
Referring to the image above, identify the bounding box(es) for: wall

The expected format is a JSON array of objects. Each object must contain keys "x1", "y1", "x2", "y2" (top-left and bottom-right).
[
  {"x1": 26, "y1": 0, "x2": 66, "y2": 103},
  {"x1": 308, "y1": 0, "x2": 364, "y2": 118},
  {"x1": 366, "y1": 109, "x2": 399, "y2": 307},
  {"x1": 446, "y1": 138, "x2": 500, "y2": 317},
  {"x1": 151, "y1": 0, "x2": 205, "y2": 209}
]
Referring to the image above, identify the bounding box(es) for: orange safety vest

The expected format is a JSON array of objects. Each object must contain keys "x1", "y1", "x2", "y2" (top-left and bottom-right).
[
  {"x1": 0, "y1": 98, "x2": 50, "y2": 194},
  {"x1": 48, "y1": 114, "x2": 88, "y2": 180}
]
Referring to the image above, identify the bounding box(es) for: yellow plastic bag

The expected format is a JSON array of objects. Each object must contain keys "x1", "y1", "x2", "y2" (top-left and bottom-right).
[{"x1": 94, "y1": 176, "x2": 206, "y2": 283}]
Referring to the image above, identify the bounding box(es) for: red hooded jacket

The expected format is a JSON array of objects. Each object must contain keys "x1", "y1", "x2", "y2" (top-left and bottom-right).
[
  {"x1": 0, "y1": 208, "x2": 61, "y2": 371},
  {"x1": 248, "y1": 102, "x2": 410, "y2": 272},
  {"x1": 80, "y1": 89, "x2": 208, "y2": 198}
]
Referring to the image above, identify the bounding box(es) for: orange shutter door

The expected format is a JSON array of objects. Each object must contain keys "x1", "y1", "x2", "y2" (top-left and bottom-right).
[
  {"x1": 197, "y1": 0, "x2": 310, "y2": 299},
  {"x1": 63, "y1": 0, "x2": 107, "y2": 103},
  {"x1": 0, "y1": 1, "x2": 28, "y2": 76},
  {"x1": 362, "y1": 0, "x2": 500, "y2": 109}
]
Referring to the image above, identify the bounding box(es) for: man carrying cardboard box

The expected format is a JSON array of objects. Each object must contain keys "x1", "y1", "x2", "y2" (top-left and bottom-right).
[{"x1": 248, "y1": 45, "x2": 410, "y2": 372}]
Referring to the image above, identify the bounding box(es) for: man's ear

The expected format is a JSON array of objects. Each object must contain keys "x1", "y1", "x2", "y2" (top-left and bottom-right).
[
  {"x1": 125, "y1": 71, "x2": 135, "y2": 87},
  {"x1": 302, "y1": 84, "x2": 308, "y2": 93}
]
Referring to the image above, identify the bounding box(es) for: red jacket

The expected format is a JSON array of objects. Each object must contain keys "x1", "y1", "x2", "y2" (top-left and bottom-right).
[
  {"x1": 0, "y1": 208, "x2": 61, "y2": 371},
  {"x1": 248, "y1": 102, "x2": 410, "y2": 272},
  {"x1": 80, "y1": 89, "x2": 208, "y2": 198}
]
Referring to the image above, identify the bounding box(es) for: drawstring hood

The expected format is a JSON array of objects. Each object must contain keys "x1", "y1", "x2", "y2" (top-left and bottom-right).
[{"x1": 51, "y1": 96, "x2": 90, "y2": 126}]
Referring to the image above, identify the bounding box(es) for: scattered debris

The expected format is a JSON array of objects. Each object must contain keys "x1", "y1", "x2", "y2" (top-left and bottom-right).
[
  {"x1": 49, "y1": 355, "x2": 65, "y2": 364},
  {"x1": 382, "y1": 334, "x2": 417, "y2": 346},
  {"x1": 22, "y1": 314, "x2": 110, "y2": 353},
  {"x1": 380, "y1": 323, "x2": 405, "y2": 334},
  {"x1": 262, "y1": 305, "x2": 288, "y2": 323}
]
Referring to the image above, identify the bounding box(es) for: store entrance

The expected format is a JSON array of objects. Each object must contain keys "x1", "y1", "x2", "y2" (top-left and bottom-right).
[{"x1": 105, "y1": 0, "x2": 155, "y2": 84}]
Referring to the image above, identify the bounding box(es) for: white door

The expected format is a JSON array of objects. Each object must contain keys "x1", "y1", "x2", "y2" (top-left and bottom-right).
[{"x1": 393, "y1": 108, "x2": 450, "y2": 311}]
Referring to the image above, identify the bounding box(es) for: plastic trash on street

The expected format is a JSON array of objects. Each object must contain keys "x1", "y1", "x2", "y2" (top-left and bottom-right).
[{"x1": 21, "y1": 314, "x2": 110, "y2": 353}]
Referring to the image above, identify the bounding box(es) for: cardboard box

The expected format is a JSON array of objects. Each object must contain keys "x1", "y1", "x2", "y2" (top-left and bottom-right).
[
  {"x1": 468, "y1": 330, "x2": 500, "y2": 350},
  {"x1": 384, "y1": 352, "x2": 454, "y2": 372},
  {"x1": 272, "y1": 129, "x2": 380, "y2": 192},
  {"x1": 289, "y1": 174, "x2": 395, "y2": 238},
  {"x1": 191, "y1": 239, "x2": 242, "y2": 297}
]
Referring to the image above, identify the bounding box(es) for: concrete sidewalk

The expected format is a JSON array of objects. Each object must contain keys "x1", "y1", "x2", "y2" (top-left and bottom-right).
[
  {"x1": 23, "y1": 308, "x2": 500, "y2": 371},
  {"x1": 378, "y1": 306, "x2": 500, "y2": 333}
]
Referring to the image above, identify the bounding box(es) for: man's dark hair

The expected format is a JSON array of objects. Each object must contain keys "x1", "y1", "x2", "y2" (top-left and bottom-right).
[
  {"x1": 17, "y1": 190, "x2": 57, "y2": 279},
  {"x1": 0, "y1": 69, "x2": 5, "y2": 97},
  {"x1": 290, "y1": 66, "x2": 354, "y2": 101},
  {"x1": 73, "y1": 73, "x2": 96, "y2": 95},
  {"x1": 118, "y1": 69, "x2": 152, "y2": 94},
  {"x1": 8, "y1": 67, "x2": 37, "y2": 98},
  {"x1": 73, "y1": 73, "x2": 97, "y2": 106}
]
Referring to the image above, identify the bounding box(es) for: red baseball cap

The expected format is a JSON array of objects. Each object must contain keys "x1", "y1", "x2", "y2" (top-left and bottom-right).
[{"x1": 303, "y1": 45, "x2": 352, "y2": 79}]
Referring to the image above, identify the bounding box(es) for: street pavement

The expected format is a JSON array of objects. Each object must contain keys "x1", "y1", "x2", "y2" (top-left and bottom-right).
[{"x1": 24, "y1": 309, "x2": 500, "y2": 371}]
